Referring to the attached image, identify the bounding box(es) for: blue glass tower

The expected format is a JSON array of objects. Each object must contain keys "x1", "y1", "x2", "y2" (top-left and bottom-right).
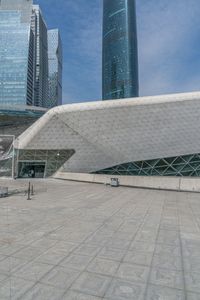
[
  {"x1": 0, "y1": 0, "x2": 33, "y2": 107},
  {"x1": 102, "y1": 0, "x2": 139, "y2": 100},
  {"x1": 0, "y1": 0, "x2": 62, "y2": 109}
]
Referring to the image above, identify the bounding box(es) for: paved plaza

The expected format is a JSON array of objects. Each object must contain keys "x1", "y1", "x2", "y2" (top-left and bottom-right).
[{"x1": 0, "y1": 179, "x2": 199, "y2": 299}]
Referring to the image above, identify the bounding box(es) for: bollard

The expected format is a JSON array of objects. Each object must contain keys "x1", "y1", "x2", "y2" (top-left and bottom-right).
[
  {"x1": 27, "y1": 182, "x2": 31, "y2": 200},
  {"x1": 31, "y1": 185, "x2": 34, "y2": 196}
]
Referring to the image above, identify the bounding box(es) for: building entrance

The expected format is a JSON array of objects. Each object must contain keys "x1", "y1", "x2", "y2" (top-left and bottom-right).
[{"x1": 18, "y1": 162, "x2": 46, "y2": 178}]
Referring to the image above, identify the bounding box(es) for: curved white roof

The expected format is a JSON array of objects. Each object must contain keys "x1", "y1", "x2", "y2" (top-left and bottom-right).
[{"x1": 14, "y1": 91, "x2": 200, "y2": 173}]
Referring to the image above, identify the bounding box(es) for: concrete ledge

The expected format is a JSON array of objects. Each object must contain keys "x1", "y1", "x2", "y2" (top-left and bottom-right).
[
  {"x1": 180, "y1": 177, "x2": 200, "y2": 192},
  {"x1": 54, "y1": 172, "x2": 200, "y2": 193}
]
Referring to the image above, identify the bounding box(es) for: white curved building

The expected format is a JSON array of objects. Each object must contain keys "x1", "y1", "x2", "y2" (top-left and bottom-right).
[{"x1": 14, "y1": 91, "x2": 200, "y2": 178}]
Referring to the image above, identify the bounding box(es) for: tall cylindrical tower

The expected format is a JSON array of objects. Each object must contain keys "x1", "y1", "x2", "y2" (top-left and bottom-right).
[{"x1": 102, "y1": 0, "x2": 139, "y2": 100}]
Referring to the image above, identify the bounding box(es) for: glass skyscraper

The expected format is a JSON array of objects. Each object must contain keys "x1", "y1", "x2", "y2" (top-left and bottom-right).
[
  {"x1": 0, "y1": 0, "x2": 33, "y2": 107},
  {"x1": 31, "y1": 5, "x2": 49, "y2": 108},
  {"x1": 48, "y1": 29, "x2": 62, "y2": 107},
  {"x1": 102, "y1": 0, "x2": 139, "y2": 100},
  {"x1": 0, "y1": 0, "x2": 62, "y2": 109}
]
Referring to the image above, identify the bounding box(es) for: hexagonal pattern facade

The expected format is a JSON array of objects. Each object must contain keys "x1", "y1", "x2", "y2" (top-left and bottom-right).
[{"x1": 14, "y1": 91, "x2": 200, "y2": 177}]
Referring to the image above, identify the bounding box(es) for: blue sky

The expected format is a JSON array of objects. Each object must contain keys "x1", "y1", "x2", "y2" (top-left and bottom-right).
[{"x1": 35, "y1": 0, "x2": 200, "y2": 104}]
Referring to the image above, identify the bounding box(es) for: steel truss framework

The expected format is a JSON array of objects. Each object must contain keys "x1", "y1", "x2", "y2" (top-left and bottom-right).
[
  {"x1": 96, "y1": 153, "x2": 200, "y2": 177},
  {"x1": 0, "y1": 135, "x2": 14, "y2": 177}
]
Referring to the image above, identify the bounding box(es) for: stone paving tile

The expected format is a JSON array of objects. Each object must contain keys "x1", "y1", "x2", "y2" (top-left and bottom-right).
[
  {"x1": 141, "y1": 224, "x2": 160, "y2": 231},
  {"x1": 1, "y1": 179, "x2": 200, "y2": 299},
  {"x1": 105, "y1": 238, "x2": 131, "y2": 250},
  {"x1": 135, "y1": 230, "x2": 158, "y2": 243},
  {"x1": 97, "y1": 247, "x2": 126, "y2": 262},
  {"x1": 71, "y1": 271, "x2": 112, "y2": 297},
  {"x1": 124, "y1": 250, "x2": 153, "y2": 267},
  {"x1": 157, "y1": 230, "x2": 180, "y2": 246},
  {"x1": 117, "y1": 263, "x2": 150, "y2": 283},
  {"x1": 51, "y1": 241, "x2": 78, "y2": 255},
  {"x1": 41, "y1": 265, "x2": 80, "y2": 289},
  {"x1": 111, "y1": 231, "x2": 136, "y2": 241},
  {"x1": 35, "y1": 248, "x2": 68, "y2": 266},
  {"x1": 65, "y1": 231, "x2": 91, "y2": 243},
  {"x1": 152, "y1": 253, "x2": 183, "y2": 271},
  {"x1": 129, "y1": 241, "x2": 155, "y2": 253},
  {"x1": 12, "y1": 246, "x2": 44, "y2": 261},
  {"x1": 149, "y1": 267, "x2": 184, "y2": 289},
  {"x1": 59, "y1": 253, "x2": 93, "y2": 271},
  {"x1": 46, "y1": 231, "x2": 69, "y2": 241},
  {"x1": 184, "y1": 256, "x2": 200, "y2": 273},
  {"x1": 117, "y1": 221, "x2": 139, "y2": 234},
  {"x1": 0, "y1": 256, "x2": 29, "y2": 275},
  {"x1": 103, "y1": 219, "x2": 124, "y2": 231},
  {"x1": 86, "y1": 235, "x2": 111, "y2": 247},
  {"x1": 13, "y1": 261, "x2": 54, "y2": 282},
  {"x1": 29, "y1": 237, "x2": 58, "y2": 250},
  {"x1": 185, "y1": 271, "x2": 200, "y2": 293},
  {"x1": 187, "y1": 292, "x2": 200, "y2": 300},
  {"x1": 0, "y1": 233, "x2": 24, "y2": 245},
  {"x1": 160, "y1": 223, "x2": 179, "y2": 231},
  {"x1": 17, "y1": 233, "x2": 47, "y2": 246},
  {"x1": 0, "y1": 243, "x2": 25, "y2": 256},
  {"x1": 87, "y1": 258, "x2": 119, "y2": 276},
  {"x1": 181, "y1": 233, "x2": 200, "y2": 247},
  {"x1": 160, "y1": 217, "x2": 179, "y2": 226},
  {"x1": 180, "y1": 225, "x2": 200, "y2": 234},
  {"x1": 145, "y1": 284, "x2": 185, "y2": 300},
  {"x1": 63, "y1": 290, "x2": 102, "y2": 299},
  {"x1": 0, "y1": 274, "x2": 8, "y2": 283},
  {"x1": 0, "y1": 276, "x2": 35, "y2": 300},
  {"x1": 154, "y1": 243, "x2": 181, "y2": 256},
  {"x1": 182, "y1": 246, "x2": 200, "y2": 257},
  {"x1": 0, "y1": 255, "x2": 8, "y2": 262},
  {"x1": 105, "y1": 278, "x2": 146, "y2": 300},
  {"x1": 74, "y1": 244, "x2": 101, "y2": 257},
  {"x1": 20, "y1": 282, "x2": 65, "y2": 300}
]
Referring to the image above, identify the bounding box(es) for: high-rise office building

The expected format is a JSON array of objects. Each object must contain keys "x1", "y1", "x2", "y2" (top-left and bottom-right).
[
  {"x1": 0, "y1": 0, "x2": 33, "y2": 107},
  {"x1": 48, "y1": 29, "x2": 62, "y2": 107},
  {"x1": 31, "y1": 5, "x2": 49, "y2": 108},
  {"x1": 102, "y1": 0, "x2": 139, "y2": 100},
  {"x1": 0, "y1": 0, "x2": 62, "y2": 109}
]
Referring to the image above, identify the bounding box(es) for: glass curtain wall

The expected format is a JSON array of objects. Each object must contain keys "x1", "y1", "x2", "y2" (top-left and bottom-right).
[
  {"x1": 48, "y1": 29, "x2": 62, "y2": 107},
  {"x1": 102, "y1": 0, "x2": 139, "y2": 100},
  {"x1": 96, "y1": 153, "x2": 200, "y2": 177},
  {"x1": 31, "y1": 5, "x2": 49, "y2": 108},
  {"x1": 16, "y1": 149, "x2": 75, "y2": 178},
  {"x1": 0, "y1": 11, "x2": 30, "y2": 106}
]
